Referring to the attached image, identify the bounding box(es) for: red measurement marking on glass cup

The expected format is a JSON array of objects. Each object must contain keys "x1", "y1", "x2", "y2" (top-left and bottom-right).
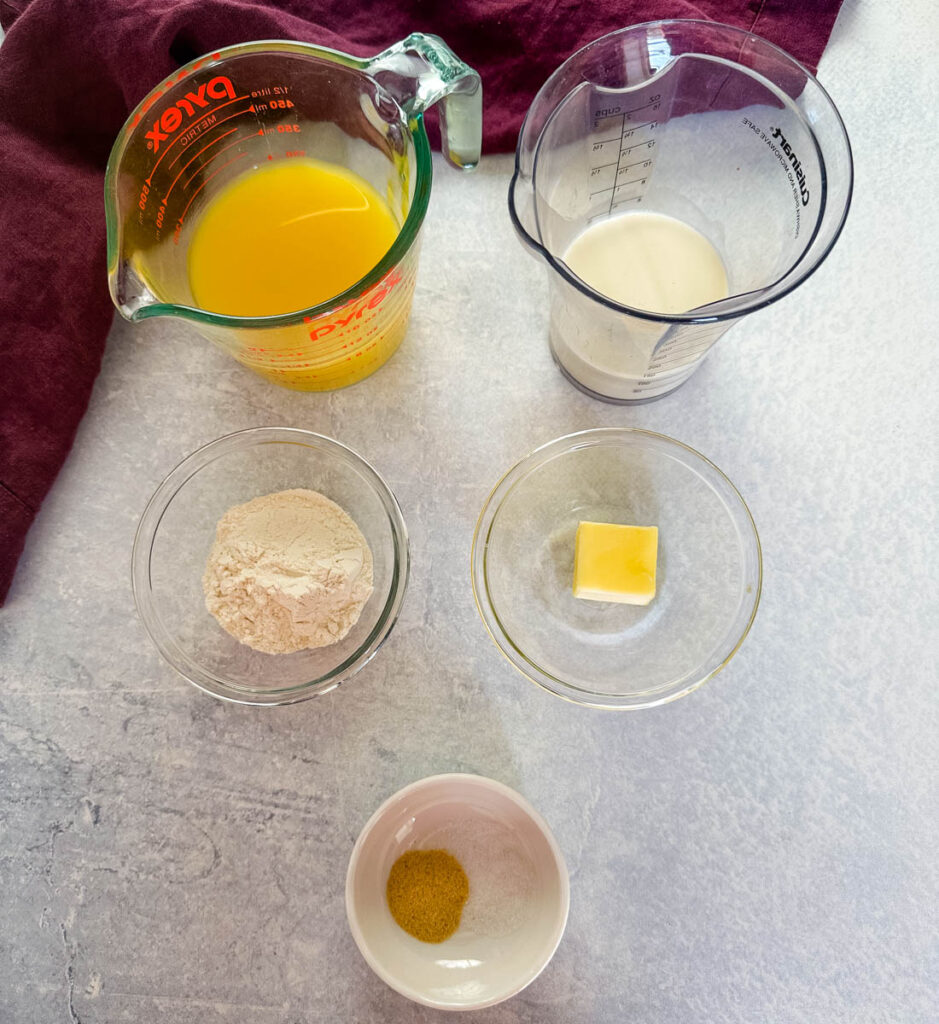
[
  {"x1": 173, "y1": 152, "x2": 248, "y2": 243},
  {"x1": 162, "y1": 126, "x2": 264, "y2": 206},
  {"x1": 145, "y1": 94, "x2": 253, "y2": 185},
  {"x1": 162, "y1": 127, "x2": 238, "y2": 198},
  {"x1": 181, "y1": 129, "x2": 264, "y2": 190},
  {"x1": 152, "y1": 126, "x2": 261, "y2": 233},
  {"x1": 165, "y1": 104, "x2": 258, "y2": 170}
]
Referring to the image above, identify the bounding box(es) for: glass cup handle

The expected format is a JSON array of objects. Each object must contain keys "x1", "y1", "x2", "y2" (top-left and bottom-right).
[{"x1": 367, "y1": 33, "x2": 482, "y2": 170}]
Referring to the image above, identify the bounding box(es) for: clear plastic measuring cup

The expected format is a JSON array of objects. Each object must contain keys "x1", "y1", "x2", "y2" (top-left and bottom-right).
[
  {"x1": 106, "y1": 34, "x2": 481, "y2": 391},
  {"x1": 510, "y1": 20, "x2": 852, "y2": 403}
]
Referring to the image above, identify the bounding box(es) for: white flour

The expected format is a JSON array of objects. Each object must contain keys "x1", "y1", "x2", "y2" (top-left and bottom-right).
[{"x1": 202, "y1": 489, "x2": 373, "y2": 654}]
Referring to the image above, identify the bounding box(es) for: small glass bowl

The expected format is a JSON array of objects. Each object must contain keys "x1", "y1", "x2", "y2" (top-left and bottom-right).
[
  {"x1": 472, "y1": 428, "x2": 761, "y2": 710},
  {"x1": 132, "y1": 427, "x2": 409, "y2": 705}
]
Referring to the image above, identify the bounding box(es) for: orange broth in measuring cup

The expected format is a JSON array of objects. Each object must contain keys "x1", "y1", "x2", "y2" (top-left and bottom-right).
[
  {"x1": 187, "y1": 158, "x2": 400, "y2": 383},
  {"x1": 107, "y1": 36, "x2": 483, "y2": 392}
]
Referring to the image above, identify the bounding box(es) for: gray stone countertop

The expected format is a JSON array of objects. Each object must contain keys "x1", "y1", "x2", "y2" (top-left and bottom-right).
[{"x1": 1, "y1": 1, "x2": 936, "y2": 1020}]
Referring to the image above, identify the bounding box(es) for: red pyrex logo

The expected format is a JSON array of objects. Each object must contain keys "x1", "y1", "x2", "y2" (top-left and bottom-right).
[
  {"x1": 145, "y1": 76, "x2": 236, "y2": 152},
  {"x1": 305, "y1": 270, "x2": 404, "y2": 341}
]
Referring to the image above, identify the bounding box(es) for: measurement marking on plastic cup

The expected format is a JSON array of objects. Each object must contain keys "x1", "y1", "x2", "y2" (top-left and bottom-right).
[
  {"x1": 589, "y1": 98, "x2": 661, "y2": 215},
  {"x1": 658, "y1": 324, "x2": 719, "y2": 348},
  {"x1": 649, "y1": 343, "x2": 711, "y2": 370},
  {"x1": 621, "y1": 120, "x2": 654, "y2": 133},
  {"x1": 649, "y1": 327, "x2": 724, "y2": 373},
  {"x1": 611, "y1": 197, "x2": 642, "y2": 212},
  {"x1": 623, "y1": 99, "x2": 659, "y2": 115},
  {"x1": 644, "y1": 356, "x2": 706, "y2": 380},
  {"x1": 650, "y1": 337, "x2": 713, "y2": 362},
  {"x1": 601, "y1": 113, "x2": 628, "y2": 208},
  {"x1": 652, "y1": 327, "x2": 720, "y2": 356},
  {"x1": 592, "y1": 99, "x2": 658, "y2": 126},
  {"x1": 589, "y1": 155, "x2": 654, "y2": 197},
  {"x1": 655, "y1": 343, "x2": 715, "y2": 366},
  {"x1": 590, "y1": 177, "x2": 648, "y2": 197}
]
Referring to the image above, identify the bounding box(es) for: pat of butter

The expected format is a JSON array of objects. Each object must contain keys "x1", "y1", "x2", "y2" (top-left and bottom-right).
[{"x1": 573, "y1": 521, "x2": 658, "y2": 605}]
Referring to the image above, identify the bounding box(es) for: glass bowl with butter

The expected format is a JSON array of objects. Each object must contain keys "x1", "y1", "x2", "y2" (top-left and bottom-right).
[
  {"x1": 133, "y1": 427, "x2": 409, "y2": 705},
  {"x1": 471, "y1": 428, "x2": 761, "y2": 710}
]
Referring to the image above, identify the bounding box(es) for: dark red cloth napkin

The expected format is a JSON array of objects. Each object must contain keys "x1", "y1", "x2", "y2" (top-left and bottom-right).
[{"x1": 0, "y1": 0, "x2": 843, "y2": 605}]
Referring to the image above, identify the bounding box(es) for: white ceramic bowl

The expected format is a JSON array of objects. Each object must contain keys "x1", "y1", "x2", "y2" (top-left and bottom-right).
[{"x1": 345, "y1": 774, "x2": 570, "y2": 1011}]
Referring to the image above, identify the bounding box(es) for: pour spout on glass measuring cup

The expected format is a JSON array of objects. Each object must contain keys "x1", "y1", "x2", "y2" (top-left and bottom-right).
[{"x1": 368, "y1": 33, "x2": 483, "y2": 171}]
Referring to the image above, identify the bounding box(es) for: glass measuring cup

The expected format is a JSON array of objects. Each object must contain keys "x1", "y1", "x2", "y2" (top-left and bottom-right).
[
  {"x1": 509, "y1": 20, "x2": 853, "y2": 403},
  {"x1": 106, "y1": 34, "x2": 481, "y2": 391}
]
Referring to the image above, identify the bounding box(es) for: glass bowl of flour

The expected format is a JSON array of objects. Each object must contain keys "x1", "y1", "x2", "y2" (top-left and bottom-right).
[{"x1": 133, "y1": 427, "x2": 409, "y2": 705}]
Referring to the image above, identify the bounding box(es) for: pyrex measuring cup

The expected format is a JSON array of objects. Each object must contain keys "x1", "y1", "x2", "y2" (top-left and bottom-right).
[
  {"x1": 106, "y1": 34, "x2": 481, "y2": 390},
  {"x1": 510, "y1": 20, "x2": 852, "y2": 403}
]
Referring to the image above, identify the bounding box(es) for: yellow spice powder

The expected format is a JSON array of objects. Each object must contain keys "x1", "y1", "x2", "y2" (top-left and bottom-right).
[{"x1": 386, "y1": 849, "x2": 469, "y2": 943}]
